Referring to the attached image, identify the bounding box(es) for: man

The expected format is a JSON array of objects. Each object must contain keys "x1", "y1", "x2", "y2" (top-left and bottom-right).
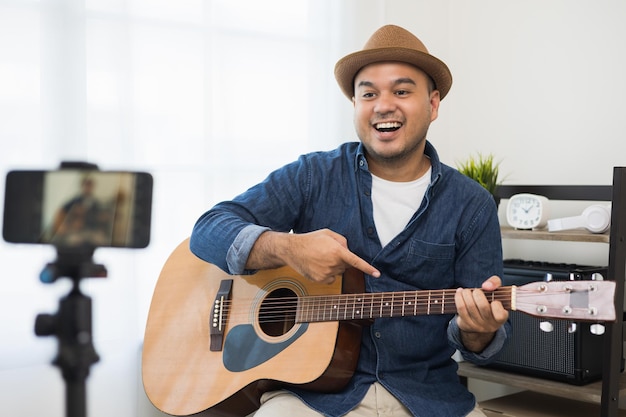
[
  {"x1": 190, "y1": 24, "x2": 510, "y2": 417},
  {"x1": 50, "y1": 176, "x2": 112, "y2": 246}
]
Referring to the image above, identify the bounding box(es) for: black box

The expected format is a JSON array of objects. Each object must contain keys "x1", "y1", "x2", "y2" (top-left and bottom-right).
[{"x1": 487, "y1": 259, "x2": 612, "y2": 385}]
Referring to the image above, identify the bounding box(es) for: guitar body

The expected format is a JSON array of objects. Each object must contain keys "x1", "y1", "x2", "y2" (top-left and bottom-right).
[{"x1": 142, "y1": 239, "x2": 364, "y2": 416}]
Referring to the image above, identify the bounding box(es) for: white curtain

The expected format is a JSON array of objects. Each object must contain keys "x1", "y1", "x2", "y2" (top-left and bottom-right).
[{"x1": 0, "y1": 1, "x2": 352, "y2": 415}]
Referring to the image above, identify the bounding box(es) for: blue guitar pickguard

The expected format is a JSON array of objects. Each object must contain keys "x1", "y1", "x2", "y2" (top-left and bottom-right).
[{"x1": 222, "y1": 323, "x2": 309, "y2": 372}]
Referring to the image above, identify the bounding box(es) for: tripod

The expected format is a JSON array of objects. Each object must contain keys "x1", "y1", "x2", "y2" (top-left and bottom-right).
[{"x1": 35, "y1": 248, "x2": 106, "y2": 417}]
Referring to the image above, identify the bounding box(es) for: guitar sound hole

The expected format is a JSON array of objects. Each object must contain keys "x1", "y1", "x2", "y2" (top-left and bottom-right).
[{"x1": 259, "y1": 288, "x2": 297, "y2": 337}]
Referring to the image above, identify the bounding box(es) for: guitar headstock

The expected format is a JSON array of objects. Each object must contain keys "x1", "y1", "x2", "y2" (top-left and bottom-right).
[{"x1": 514, "y1": 280, "x2": 616, "y2": 322}]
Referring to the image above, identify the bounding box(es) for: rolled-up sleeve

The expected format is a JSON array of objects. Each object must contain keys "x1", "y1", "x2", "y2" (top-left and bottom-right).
[
  {"x1": 447, "y1": 316, "x2": 510, "y2": 365},
  {"x1": 226, "y1": 224, "x2": 271, "y2": 274}
]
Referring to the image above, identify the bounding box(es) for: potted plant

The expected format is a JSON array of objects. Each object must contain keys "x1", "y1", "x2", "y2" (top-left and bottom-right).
[{"x1": 456, "y1": 153, "x2": 503, "y2": 205}]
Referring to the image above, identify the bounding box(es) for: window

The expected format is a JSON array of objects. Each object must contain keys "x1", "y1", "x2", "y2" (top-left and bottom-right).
[{"x1": 0, "y1": 0, "x2": 343, "y2": 374}]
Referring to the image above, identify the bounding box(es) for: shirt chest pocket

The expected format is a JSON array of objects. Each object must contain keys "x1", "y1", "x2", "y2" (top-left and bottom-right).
[{"x1": 406, "y1": 239, "x2": 455, "y2": 288}]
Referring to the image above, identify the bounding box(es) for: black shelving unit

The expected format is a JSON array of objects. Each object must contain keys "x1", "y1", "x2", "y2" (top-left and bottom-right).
[{"x1": 460, "y1": 167, "x2": 626, "y2": 417}]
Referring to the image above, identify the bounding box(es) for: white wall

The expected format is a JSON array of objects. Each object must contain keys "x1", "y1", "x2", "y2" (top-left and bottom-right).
[{"x1": 378, "y1": 0, "x2": 626, "y2": 185}]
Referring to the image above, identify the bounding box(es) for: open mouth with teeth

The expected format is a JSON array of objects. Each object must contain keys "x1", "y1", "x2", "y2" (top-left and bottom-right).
[{"x1": 375, "y1": 122, "x2": 402, "y2": 132}]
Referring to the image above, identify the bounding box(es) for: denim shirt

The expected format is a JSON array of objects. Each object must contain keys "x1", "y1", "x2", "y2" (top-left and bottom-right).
[{"x1": 190, "y1": 141, "x2": 510, "y2": 417}]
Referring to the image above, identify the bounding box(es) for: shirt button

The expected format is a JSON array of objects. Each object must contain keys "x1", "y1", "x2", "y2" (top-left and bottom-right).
[
  {"x1": 375, "y1": 331, "x2": 381, "y2": 338},
  {"x1": 367, "y1": 227, "x2": 375, "y2": 235}
]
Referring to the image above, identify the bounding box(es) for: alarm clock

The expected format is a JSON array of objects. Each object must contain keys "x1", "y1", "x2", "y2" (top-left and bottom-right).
[{"x1": 506, "y1": 193, "x2": 550, "y2": 230}]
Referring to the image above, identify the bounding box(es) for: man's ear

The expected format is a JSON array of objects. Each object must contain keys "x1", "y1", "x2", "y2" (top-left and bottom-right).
[{"x1": 430, "y1": 90, "x2": 440, "y2": 122}]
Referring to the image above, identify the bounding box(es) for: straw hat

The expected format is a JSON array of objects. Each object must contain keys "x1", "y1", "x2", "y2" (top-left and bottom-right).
[{"x1": 334, "y1": 25, "x2": 452, "y2": 100}]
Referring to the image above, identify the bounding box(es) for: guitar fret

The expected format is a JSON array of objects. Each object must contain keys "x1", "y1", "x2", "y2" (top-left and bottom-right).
[
  {"x1": 401, "y1": 292, "x2": 406, "y2": 317},
  {"x1": 372, "y1": 293, "x2": 383, "y2": 318},
  {"x1": 317, "y1": 296, "x2": 322, "y2": 321},
  {"x1": 393, "y1": 294, "x2": 404, "y2": 317},
  {"x1": 340, "y1": 295, "x2": 346, "y2": 320},
  {"x1": 441, "y1": 292, "x2": 446, "y2": 314},
  {"x1": 357, "y1": 295, "x2": 364, "y2": 319},
  {"x1": 340, "y1": 296, "x2": 344, "y2": 319},
  {"x1": 360, "y1": 294, "x2": 368, "y2": 318},
  {"x1": 383, "y1": 293, "x2": 389, "y2": 317},
  {"x1": 336, "y1": 295, "x2": 342, "y2": 320},
  {"x1": 427, "y1": 290, "x2": 432, "y2": 315},
  {"x1": 348, "y1": 295, "x2": 354, "y2": 319},
  {"x1": 337, "y1": 295, "x2": 344, "y2": 320},
  {"x1": 337, "y1": 297, "x2": 348, "y2": 320},
  {"x1": 430, "y1": 291, "x2": 442, "y2": 314},
  {"x1": 326, "y1": 296, "x2": 332, "y2": 321},
  {"x1": 352, "y1": 295, "x2": 361, "y2": 319},
  {"x1": 325, "y1": 296, "x2": 330, "y2": 321},
  {"x1": 346, "y1": 295, "x2": 352, "y2": 319}
]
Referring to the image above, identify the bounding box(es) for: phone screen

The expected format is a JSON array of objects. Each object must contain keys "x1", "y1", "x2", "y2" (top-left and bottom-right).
[{"x1": 3, "y1": 169, "x2": 153, "y2": 248}]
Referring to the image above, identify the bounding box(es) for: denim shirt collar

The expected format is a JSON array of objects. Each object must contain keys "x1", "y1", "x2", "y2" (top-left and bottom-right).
[{"x1": 354, "y1": 140, "x2": 443, "y2": 187}]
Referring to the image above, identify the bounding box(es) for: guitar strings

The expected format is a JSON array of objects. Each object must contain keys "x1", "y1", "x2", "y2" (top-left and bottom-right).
[{"x1": 213, "y1": 288, "x2": 588, "y2": 325}]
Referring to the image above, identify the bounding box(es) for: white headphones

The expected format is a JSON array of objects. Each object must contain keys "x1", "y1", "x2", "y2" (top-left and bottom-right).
[{"x1": 547, "y1": 204, "x2": 611, "y2": 234}]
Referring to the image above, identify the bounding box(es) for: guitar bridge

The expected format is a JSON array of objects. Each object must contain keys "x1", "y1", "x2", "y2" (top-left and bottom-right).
[{"x1": 210, "y1": 279, "x2": 233, "y2": 351}]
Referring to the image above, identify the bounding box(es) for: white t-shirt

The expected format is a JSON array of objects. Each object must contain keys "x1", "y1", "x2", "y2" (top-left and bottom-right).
[{"x1": 371, "y1": 167, "x2": 431, "y2": 247}]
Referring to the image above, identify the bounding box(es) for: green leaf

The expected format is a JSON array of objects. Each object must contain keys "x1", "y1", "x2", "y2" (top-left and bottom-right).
[{"x1": 456, "y1": 153, "x2": 502, "y2": 194}]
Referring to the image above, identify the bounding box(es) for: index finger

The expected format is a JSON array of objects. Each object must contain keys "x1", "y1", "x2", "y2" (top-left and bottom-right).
[{"x1": 342, "y1": 249, "x2": 380, "y2": 278}]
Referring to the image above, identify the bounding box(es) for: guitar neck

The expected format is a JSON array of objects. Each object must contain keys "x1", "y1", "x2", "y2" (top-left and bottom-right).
[{"x1": 296, "y1": 287, "x2": 514, "y2": 323}]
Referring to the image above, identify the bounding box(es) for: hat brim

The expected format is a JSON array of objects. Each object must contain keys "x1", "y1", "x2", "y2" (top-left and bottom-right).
[{"x1": 334, "y1": 47, "x2": 452, "y2": 100}]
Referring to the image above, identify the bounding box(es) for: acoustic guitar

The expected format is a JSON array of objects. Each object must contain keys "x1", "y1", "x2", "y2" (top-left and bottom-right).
[{"x1": 142, "y1": 238, "x2": 616, "y2": 417}]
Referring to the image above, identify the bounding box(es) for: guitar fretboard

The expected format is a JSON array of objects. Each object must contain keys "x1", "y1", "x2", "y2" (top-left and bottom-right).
[{"x1": 295, "y1": 287, "x2": 514, "y2": 323}]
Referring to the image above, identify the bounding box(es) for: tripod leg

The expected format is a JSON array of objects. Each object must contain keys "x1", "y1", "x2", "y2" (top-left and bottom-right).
[{"x1": 67, "y1": 381, "x2": 87, "y2": 417}]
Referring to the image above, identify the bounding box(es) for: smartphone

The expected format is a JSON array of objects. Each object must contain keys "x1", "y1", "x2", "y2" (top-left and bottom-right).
[{"x1": 3, "y1": 169, "x2": 153, "y2": 248}]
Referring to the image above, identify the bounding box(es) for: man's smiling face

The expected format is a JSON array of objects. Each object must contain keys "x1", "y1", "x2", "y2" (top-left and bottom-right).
[{"x1": 352, "y1": 62, "x2": 440, "y2": 177}]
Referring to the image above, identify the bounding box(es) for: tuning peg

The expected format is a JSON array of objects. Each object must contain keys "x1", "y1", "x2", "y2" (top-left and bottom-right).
[
  {"x1": 540, "y1": 321, "x2": 554, "y2": 332},
  {"x1": 568, "y1": 323, "x2": 577, "y2": 334},
  {"x1": 590, "y1": 324, "x2": 605, "y2": 335}
]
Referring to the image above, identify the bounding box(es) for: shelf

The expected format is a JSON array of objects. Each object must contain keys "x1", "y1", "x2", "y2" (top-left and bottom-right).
[
  {"x1": 485, "y1": 176, "x2": 626, "y2": 417},
  {"x1": 501, "y1": 226, "x2": 610, "y2": 243},
  {"x1": 458, "y1": 362, "x2": 626, "y2": 404}
]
